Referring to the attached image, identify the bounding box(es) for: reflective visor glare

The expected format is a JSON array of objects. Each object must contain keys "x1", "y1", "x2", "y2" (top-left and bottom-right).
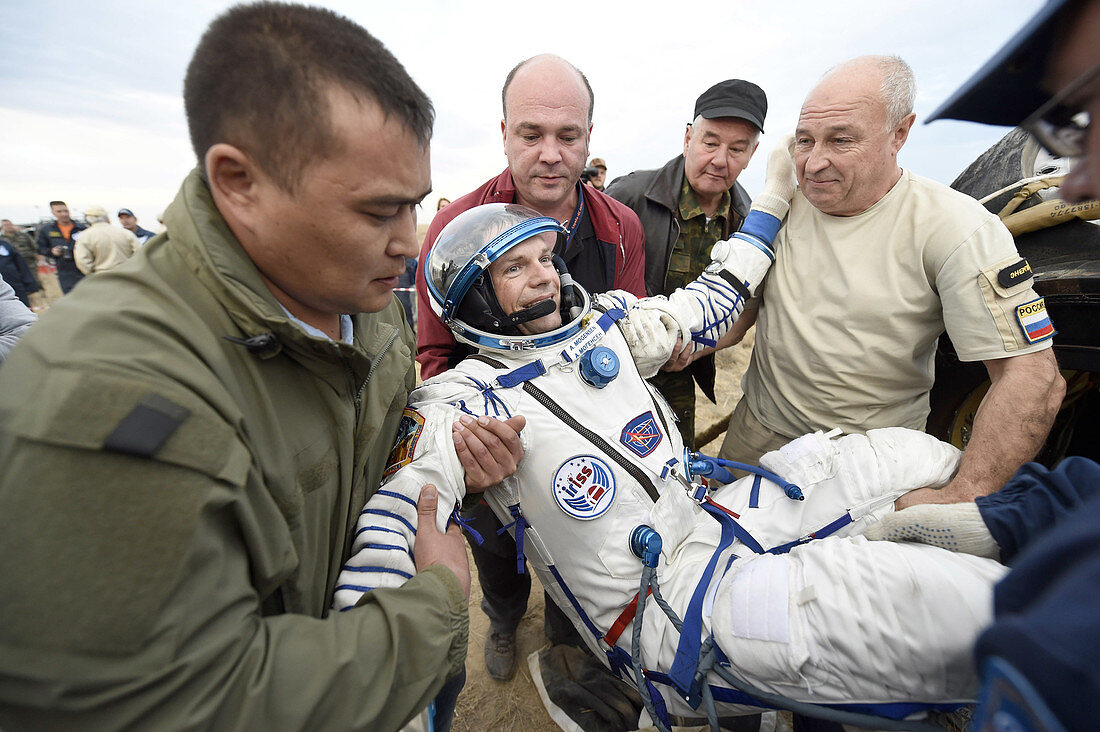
[{"x1": 1026, "y1": 112, "x2": 1089, "y2": 158}]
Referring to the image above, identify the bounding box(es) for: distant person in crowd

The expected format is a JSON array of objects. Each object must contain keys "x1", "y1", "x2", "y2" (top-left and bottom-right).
[
  {"x1": 73, "y1": 205, "x2": 137, "y2": 274},
  {"x1": 1, "y1": 219, "x2": 41, "y2": 292},
  {"x1": 413, "y1": 52, "x2": 646, "y2": 684},
  {"x1": 117, "y1": 208, "x2": 157, "y2": 245},
  {"x1": 35, "y1": 200, "x2": 86, "y2": 294},
  {"x1": 0, "y1": 275, "x2": 35, "y2": 362},
  {"x1": 606, "y1": 79, "x2": 766, "y2": 447},
  {"x1": 0, "y1": 239, "x2": 39, "y2": 307},
  {"x1": 436, "y1": 196, "x2": 451, "y2": 211},
  {"x1": 585, "y1": 156, "x2": 607, "y2": 190},
  {"x1": 716, "y1": 55, "x2": 1064, "y2": 511},
  {"x1": 396, "y1": 255, "x2": 417, "y2": 331}
]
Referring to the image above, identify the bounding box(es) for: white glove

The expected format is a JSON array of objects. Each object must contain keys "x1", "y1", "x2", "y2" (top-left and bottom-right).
[
  {"x1": 864, "y1": 503, "x2": 1000, "y2": 560},
  {"x1": 619, "y1": 303, "x2": 679, "y2": 378},
  {"x1": 751, "y1": 133, "x2": 797, "y2": 221}
]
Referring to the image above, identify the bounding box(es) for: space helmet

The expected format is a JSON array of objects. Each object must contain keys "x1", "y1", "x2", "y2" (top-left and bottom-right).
[{"x1": 424, "y1": 203, "x2": 590, "y2": 352}]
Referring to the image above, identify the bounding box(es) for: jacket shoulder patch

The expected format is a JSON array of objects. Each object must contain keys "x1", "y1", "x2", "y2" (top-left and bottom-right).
[
  {"x1": 997, "y1": 258, "x2": 1033, "y2": 289},
  {"x1": 383, "y1": 408, "x2": 425, "y2": 481},
  {"x1": 104, "y1": 393, "x2": 190, "y2": 458},
  {"x1": 1016, "y1": 297, "x2": 1055, "y2": 343}
]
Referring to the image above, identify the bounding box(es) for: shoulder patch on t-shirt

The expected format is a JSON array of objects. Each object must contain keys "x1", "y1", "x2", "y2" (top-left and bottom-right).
[
  {"x1": 383, "y1": 408, "x2": 425, "y2": 480},
  {"x1": 997, "y1": 259, "x2": 1033, "y2": 289},
  {"x1": 1016, "y1": 297, "x2": 1055, "y2": 344}
]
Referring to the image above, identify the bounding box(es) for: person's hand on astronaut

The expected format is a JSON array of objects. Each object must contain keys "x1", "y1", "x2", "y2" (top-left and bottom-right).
[
  {"x1": 864, "y1": 501, "x2": 1000, "y2": 560},
  {"x1": 660, "y1": 336, "x2": 694, "y2": 372},
  {"x1": 453, "y1": 414, "x2": 527, "y2": 492},
  {"x1": 413, "y1": 484, "x2": 472, "y2": 600}
]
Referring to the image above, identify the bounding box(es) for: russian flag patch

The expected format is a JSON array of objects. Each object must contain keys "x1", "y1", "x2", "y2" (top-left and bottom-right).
[{"x1": 1016, "y1": 297, "x2": 1055, "y2": 344}]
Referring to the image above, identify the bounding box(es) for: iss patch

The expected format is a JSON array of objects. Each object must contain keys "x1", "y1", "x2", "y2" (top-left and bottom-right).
[
  {"x1": 1016, "y1": 297, "x2": 1055, "y2": 344},
  {"x1": 620, "y1": 411, "x2": 662, "y2": 457},
  {"x1": 383, "y1": 408, "x2": 425, "y2": 480},
  {"x1": 553, "y1": 455, "x2": 616, "y2": 520}
]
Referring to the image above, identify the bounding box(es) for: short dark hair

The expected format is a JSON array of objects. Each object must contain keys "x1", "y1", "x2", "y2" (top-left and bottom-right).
[
  {"x1": 49, "y1": 201, "x2": 66, "y2": 208},
  {"x1": 502, "y1": 56, "x2": 594, "y2": 125},
  {"x1": 184, "y1": 2, "x2": 434, "y2": 192}
]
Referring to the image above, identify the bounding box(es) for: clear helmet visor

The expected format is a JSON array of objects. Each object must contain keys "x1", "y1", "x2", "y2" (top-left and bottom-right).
[{"x1": 424, "y1": 202, "x2": 590, "y2": 351}]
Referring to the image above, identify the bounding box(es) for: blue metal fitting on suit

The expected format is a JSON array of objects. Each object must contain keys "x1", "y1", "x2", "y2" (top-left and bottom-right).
[
  {"x1": 629, "y1": 525, "x2": 663, "y2": 568},
  {"x1": 578, "y1": 345, "x2": 619, "y2": 388}
]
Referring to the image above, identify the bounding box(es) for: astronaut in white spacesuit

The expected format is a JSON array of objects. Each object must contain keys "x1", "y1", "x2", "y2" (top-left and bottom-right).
[{"x1": 335, "y1": 145, "x2": 1006, "y2": 727}]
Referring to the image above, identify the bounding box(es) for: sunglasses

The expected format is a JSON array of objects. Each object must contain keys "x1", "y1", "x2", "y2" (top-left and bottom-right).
[{"x1": 1021, "y1": 62, "x2": 1099, "y2": 159}]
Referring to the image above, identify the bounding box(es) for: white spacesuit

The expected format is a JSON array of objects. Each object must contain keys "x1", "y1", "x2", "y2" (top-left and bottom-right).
[{"x1": 335, "y1": 182, "x2": 1006, "y2": 727}]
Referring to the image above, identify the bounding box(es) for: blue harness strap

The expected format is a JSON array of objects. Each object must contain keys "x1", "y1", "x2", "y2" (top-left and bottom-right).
[
  {"x1": 767, "y1": 512, "x2": 855, "y2": 555},
  {"x1": 496, "y1": 360, "x2": 547, "y2": 388},
  {"x1": 497, "y1": 504, "x2": 528, "y2": 574},
  {"x1": 546, "y1": 564, "x2": 606, "y2": 640},
  {"x1": 669, "y1": 500, "x2": 738, "y2": 707},
  {"x1": 449, "y1": 507, "x2": 484, "y2": 546}
]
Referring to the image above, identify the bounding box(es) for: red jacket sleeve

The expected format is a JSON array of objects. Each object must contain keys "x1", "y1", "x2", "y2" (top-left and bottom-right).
[
  {"x1": 415, "y1": 215, "x2": 458, "y2": 380},
  {"x1": 613, "y1": 205, "x2": 647, "y2": 298}
]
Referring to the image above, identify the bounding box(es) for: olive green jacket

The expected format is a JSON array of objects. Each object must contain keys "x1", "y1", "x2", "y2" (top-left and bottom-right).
[{"x1": 0, "y1": 169, "x2": 468, "y2": 731}]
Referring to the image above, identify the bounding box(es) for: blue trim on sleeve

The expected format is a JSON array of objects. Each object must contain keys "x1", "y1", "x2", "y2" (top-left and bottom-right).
[{"x1": 739, "y1": 209, "x2": 781, "y2": 243}]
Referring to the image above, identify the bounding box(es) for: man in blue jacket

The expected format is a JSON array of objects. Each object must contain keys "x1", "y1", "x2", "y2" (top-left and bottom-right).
[
  {"x1": 35, "y1": 200, "x2": 86, "y2": 294},
  {"x1": 874, "y1": 1, "x2": 1100, "y2": 727}
]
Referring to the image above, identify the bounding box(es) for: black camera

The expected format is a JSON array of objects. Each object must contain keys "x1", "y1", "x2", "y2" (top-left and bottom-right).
[{"x1": 580, "y1": 165, "x2": 599, "y2": 183}]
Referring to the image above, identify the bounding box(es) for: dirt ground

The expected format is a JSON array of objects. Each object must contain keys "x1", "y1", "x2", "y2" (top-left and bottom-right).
[{"x1": 452, "y1": 336, "x2": 756, "y2": 732}]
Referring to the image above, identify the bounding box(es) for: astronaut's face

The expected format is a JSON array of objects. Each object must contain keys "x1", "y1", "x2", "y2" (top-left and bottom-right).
[{"x1": 488, "y1": 233, "x2": 562, "y2": 335}]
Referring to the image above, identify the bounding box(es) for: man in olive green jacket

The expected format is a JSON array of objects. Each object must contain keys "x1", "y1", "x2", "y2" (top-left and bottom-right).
[{"x1": 0, "y1": 5, "x2": 523, "y2": 730}]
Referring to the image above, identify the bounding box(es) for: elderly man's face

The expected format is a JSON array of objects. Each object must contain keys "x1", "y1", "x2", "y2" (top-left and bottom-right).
[
  {"x1": 794, "y1": 70, "x2": 912, "y2": 216},
  {"x1": 488, "y1": 233, "x2": 562, "y2": 336},
  {"x1": 683, "y1": 117, "x2": 759, "y2": 201},
  {"x1": 243, "y1": 87, "x2": 428, "y2": 319},
  {"x1": 502, "y1": 59, "x2": 591, "y2": 215},
  {"x1": 1048, "y1": 0, "x2": 1100, "y2": 203}
]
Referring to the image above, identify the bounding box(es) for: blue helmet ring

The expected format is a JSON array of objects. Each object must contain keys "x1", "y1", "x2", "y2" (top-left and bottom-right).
[{"x1": 425, "y1": 203, "x2": 591, "y2": 352}]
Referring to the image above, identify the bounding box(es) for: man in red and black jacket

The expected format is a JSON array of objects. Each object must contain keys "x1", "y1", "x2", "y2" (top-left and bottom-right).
[
  {"x1": 414, "y1": 54, "x2": 645, "y2": 685},
  {"x1": 416, "y1": 55, "x2": 644, "y2": 379}
]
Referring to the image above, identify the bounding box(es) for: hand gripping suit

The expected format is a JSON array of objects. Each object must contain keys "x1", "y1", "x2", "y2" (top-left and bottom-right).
[{"x1": 335, "y1": 203, "x2": 1007, "y2": 726}]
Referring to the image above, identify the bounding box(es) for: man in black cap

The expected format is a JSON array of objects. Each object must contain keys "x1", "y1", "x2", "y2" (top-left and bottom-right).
[
  {"x1": 117, "y1": 208, "x2": 157, "y2": 246},
  {"x1": 606, "y1": 79, "x2": 766, "y2": 446}
]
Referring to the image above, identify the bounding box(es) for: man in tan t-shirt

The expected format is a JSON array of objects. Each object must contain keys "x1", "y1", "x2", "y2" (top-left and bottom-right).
[
  {"x1": 718, "y1": 55, "x2": 1065, "y2": 508},
  {"x1": 73, "y1": 205, "x2": 138, "y2": 274}
]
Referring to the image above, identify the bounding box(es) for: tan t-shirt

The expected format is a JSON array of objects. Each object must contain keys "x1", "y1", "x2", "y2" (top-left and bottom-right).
[{"x1": 743, "y1": 169, "x2": 1052, "y2": 437}]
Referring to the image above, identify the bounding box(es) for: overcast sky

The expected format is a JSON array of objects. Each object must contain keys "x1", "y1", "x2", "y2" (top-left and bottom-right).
[{"x1": 0, "y1": 0, "x2": 1041, "y2": 228}]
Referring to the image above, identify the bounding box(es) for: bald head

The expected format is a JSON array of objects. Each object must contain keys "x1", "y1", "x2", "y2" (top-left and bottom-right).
[
  {"x1": 500, "y1": 54, "x2": 594, "y2": 219},
  {"x1": 502, "y1": 54, "x2": 594, "y2": 125},
  {"x1": 814, "y1": 55, "x2": 916, "y2": 131},
  {"x1": 794, "y1": 55, "x2": 916, "y2": 216}
]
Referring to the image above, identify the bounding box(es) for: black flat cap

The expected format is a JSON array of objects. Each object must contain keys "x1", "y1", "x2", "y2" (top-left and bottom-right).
[
  {"x1": 928, "y1": 0, "x2": 1075, "y2": 126},
  {"x1": 694, "y1": 79, "x2": 767, "y2": 132}
]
